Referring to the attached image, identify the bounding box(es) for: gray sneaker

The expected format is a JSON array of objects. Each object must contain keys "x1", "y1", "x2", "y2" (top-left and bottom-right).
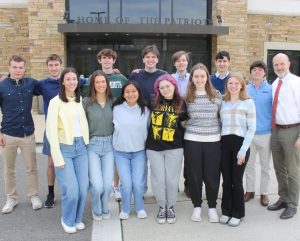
[
  {"x1": 156, "y1": 206, "x2": 166, "y2": 224},
  {"x1": 2, "y1": 198, "x2": 17, "y2": 214},
  {"x1": 31, "y1": 195, "x2": 42, "y2": 210},
  {"x1": 167, "y1": 206, "x2": 176, "y2": 224}
]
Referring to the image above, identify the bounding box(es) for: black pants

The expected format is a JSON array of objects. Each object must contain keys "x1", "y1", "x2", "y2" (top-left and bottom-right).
[
  {"x1": 221, "y1": 135, "x2": 250, "y2": 219},
  {"x1": 185, "y1": 140, "x2": 221, "y2": 208}
]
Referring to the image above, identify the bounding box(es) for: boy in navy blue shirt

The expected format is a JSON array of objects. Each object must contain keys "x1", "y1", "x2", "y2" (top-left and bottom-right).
[
  {"x1": 211, "y1": 51, "x2": 231, "y2": 94},
  {"x1": 0, "y1": 55, "x2": 43, "y2": 213},
  {"x1": 35, "y1": 54, "x2": 63, "y2": 208},
  {"x1": 129, "y1": 45, "x2": 166, "y2": 106}
]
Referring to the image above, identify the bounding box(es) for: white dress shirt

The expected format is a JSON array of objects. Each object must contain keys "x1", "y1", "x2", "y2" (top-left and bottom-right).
[{"x1": 272, "y1": 72, "x2": 300, "y2": 125}]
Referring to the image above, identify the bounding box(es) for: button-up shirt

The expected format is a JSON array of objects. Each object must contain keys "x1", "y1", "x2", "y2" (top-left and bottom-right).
[
  {"x1": 0, "y1": 77, "x2": 39, "y2": 137},
  {"x1": 272, "y1": 72, "x2": 300, "y2": 125},
  {"x1": 172, "y1": 72, "x2": 190, "y2": 96}
]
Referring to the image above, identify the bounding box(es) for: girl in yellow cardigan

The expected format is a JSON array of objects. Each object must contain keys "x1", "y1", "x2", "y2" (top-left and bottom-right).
[{"x1": 46, "y1": 67, "x2": 89, "y2": 234}]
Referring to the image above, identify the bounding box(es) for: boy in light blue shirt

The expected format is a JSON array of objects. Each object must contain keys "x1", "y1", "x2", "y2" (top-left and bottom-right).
[{"x1": 244, "y1": 60, "x2": 272, "y2": 207}]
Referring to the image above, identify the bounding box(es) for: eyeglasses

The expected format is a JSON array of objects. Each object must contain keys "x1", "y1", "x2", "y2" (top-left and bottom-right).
[{"x1": 159, "y1": 84, "x2": 173, "y2": 91}]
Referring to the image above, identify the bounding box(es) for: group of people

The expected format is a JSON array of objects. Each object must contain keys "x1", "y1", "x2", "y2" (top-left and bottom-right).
[{"x1": 0, "y1": 44, "x2": 299, "y2": 234}]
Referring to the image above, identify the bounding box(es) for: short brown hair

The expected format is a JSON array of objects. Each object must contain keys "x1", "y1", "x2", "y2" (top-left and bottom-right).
[
  {"x1": 96, "y1": 48, "x2": 117, "y2": 61},
  {"x1": 223, "y1": 72, "x2": 250, "y2": 101},
  {"x1": 249, "y1": 60, "x2": 267, "y2": 76},
  {"x1": 46, "y1": 54, "x2": 62, "y2": 65},
  {"x1": 9, "y1": 55, "x2": 25, "y2": 65},
  {"x1": 172, "y1": 51, "x2": 189, "y2": 65},
  {"x1": 141, "y1": 45, "x2": 160, "y2": 58}
]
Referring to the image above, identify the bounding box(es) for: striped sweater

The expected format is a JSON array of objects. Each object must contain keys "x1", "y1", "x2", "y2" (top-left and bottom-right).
[
  {"x1": 220, "y1": 99, "x2": 256, "y2": 157},
  {"x1": 184, "y1": 91, "x2": 222, "y2": 142}
]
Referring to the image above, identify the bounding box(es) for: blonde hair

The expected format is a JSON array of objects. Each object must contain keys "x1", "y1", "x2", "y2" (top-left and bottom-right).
[{"x1": 223, "y1": 72, "x2": 250, "y2": 101}]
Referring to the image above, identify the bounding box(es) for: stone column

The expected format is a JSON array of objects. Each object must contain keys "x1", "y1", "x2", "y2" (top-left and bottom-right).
[
  {"x1": 212, "y1": 0, "x2": 249, "y2": 78},
  {"x1": 27, "y1": 0, "x2": 65, "y2": 80},
  {"x1": 0, "y1": 8, "x2": 29, "y2": 74}
]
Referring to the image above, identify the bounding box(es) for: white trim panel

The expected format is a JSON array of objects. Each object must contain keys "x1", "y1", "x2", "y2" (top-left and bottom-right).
[
  {"x1": 0, "y1": 0, "x2": 27, "y2": 8},
  {"x1": 248, "y1": 0, "x2": 300, "y2": 16},
  {"x1": 264, "y1": 42, "x2": 300, "y2": 63}
]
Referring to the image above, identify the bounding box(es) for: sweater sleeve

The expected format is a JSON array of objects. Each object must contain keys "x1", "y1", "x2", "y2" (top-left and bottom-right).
[
  {"x1": 46, "y1": 98, "x2": 65, "y2": 167},
  {"x1": 238, "y1": 99, "x2": 256, "y2": 157}
]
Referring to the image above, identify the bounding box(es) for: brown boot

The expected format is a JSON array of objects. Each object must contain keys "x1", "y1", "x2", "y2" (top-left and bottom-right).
[
  {"x1": 260, "y1": 195, "x2": 269, "y2": 206},
  {"x1": 244, "y1": 192, "x2": 255, "y2": 202}
]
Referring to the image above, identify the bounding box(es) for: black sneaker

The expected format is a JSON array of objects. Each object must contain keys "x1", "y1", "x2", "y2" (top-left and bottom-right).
[
  {"x1": 156, "y1": 206, "x2": 166, "y2": 224},
  {"x1": 167, "y1": 206, "x2": 176, "y2": 224},
  {"x1": 44, "y1": 194, "x2": 55, "y2": 208}
]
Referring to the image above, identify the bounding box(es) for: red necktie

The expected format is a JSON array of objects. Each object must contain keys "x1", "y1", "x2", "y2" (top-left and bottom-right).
[{"x1": 272, "y1": 79, "x2": 283, "y2": 129}]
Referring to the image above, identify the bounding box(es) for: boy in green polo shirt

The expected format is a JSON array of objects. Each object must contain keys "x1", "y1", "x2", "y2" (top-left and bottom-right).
[{"x1": 81, "y1": 49, "x2": 127, "y2": 98}]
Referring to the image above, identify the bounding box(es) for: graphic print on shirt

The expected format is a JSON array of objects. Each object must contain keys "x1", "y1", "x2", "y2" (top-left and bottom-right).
[{"x1": 151, "y1": 105, "x2": 178, "y2": 142}]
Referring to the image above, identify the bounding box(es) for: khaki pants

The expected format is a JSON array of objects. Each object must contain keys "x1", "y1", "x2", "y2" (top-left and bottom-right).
[
  {"x1": 1, "y1": 134, "x2": 38, "y2": 199},
  {"x1": 245, "y1": 134, "x2": 272, "y2": 195}
]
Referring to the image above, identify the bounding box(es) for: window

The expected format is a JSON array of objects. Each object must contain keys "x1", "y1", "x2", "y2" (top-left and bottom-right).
[
  {"x1": 67, "y1": 0, "x2": 209, "y2": 25},
  {"x1": 267, "y1": 50, "x2": 300, "y2": 82}
]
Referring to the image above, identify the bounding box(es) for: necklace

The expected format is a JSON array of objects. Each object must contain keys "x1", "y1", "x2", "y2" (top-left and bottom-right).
[{"x1": 97, "y1": 99, "x2": 106, "y2": 106}]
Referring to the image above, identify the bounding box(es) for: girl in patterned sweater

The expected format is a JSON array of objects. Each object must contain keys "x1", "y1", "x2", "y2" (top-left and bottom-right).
[{"x1": 184, "y1": 63, "x2": 222, "y2": 223}]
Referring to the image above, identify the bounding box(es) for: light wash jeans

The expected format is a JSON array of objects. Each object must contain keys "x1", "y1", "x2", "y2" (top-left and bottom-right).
[
  {"x1": 88, "y1": 136, "x2": 114, "y2": 216},
  {"x1": 114, "y1": 149, "x2": 146, "y2": 214},
  {"x1": 55, "y1": 137, "x2": 88, "y2": 227}
]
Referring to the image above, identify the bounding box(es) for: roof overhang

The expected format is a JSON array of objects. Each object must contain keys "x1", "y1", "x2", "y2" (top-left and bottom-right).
[{"x1": 58, "y1": 23, "x2": 229, "y2": 35}]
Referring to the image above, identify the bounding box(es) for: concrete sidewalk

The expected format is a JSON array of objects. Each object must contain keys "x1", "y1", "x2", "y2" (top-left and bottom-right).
[
  {"x1": 1, "y1": 114, "x2": 299, "y2": 241},
  {"x1": 93, "y1": 163, "x2": 300, "y2": 241}
]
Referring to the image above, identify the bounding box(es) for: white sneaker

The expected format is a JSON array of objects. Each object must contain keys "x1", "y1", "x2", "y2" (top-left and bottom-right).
[
  {"x1": 31, "y1": 195, "x2": 42, "y2": 210},
  {"x1": 92, "y1": 210, "x2": 103, "y2": 221},
  {"x1": 61, "y1": 218, "x2": 76, "y2": 234},
  {"x1": 113, "y1": 187, "x2": 122, "y2": 201},
  {"x1": 219, "y1": 215, "x2": 231, "y2": 224},
  {"x1": 2, "y1": 198, "x2": 17, "y2": 214},
  {"x1": 191, "y1": 207, "x2": 201, "y2": 222},
  {"x1": 228, "y1": 217, "x2": 241, "y2": 227},
  {"x1": 137, "y1": 209, "x2": 147, "y2": 219},
  {"x1": 208, "y1": 208, "x2": 219, "y2": 223},
  {"x1": 103, "y1": 212, "x2": 111, "y2": 220},
  {"x1": 75, "y1": 222, "x2": 85, "y2": 230},
  {"x1": 119, "y1": 211, "x2": 129, "y2": 220}
]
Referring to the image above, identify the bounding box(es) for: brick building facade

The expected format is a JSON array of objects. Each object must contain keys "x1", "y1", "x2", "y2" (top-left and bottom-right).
[{"x1": 1, "y1": 0, "x2": 300, "y2": 111}]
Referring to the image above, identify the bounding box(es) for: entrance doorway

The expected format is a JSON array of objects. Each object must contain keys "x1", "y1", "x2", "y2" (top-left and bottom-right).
[{"x1": 67, "y1": 33, "x2": 211, "y2": 78}]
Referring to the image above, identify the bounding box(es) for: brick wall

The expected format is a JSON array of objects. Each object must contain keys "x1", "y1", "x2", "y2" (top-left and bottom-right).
[
  {"x1": 212, "y1": 0, "x2": 249, "y2": 78},
  {"x1": 27, "y1": 0, "x2": 65, "y2": 79},
  {"x1": 0, "y1": 8, "x2": 30, "y2": 75},
  {"x1": 248, "y1": 14, "x2": 300, "y2": 69}
]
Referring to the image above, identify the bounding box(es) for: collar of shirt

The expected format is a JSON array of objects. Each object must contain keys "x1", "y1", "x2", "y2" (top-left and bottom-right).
[
  {"x1": 8, "y1": 77, "x2": 23, "y2": 85},
  {"x1": 250, "y1": 79, "x2": 267, "y2": 89},
  {"x1": 173, "y1": 72, "x2": 190, "y2": 81},
  {"x1": 215, "y1": 72, "x2": 229, "y2": 80}
]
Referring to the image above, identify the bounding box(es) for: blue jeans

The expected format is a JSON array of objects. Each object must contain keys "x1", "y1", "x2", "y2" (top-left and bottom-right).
[
  {"x1": 55, "y1": 137, "x2": 88, "y2": 227},
  {"x1": 114, "y1": 149, "x2": 146, "y2": 213},
  {"x1": 87, "y1": 136, "x2": 114, "y2": 216}
]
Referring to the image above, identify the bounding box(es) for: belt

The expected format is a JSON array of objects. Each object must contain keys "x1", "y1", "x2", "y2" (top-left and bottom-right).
[{"x1": 276, "y1": 123, "x2": 300, "y2": 129}]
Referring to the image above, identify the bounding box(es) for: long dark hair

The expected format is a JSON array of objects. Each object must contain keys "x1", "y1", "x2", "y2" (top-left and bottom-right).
[
  {"x1": 113, "y1": 81, "x2": 146, "y2": 115},
  {"x1": 59, "y1": 67, "x2": 80, "y2": 103},
  {"x1": 152, "y1": 74, "x2": 184, "y2": 114},
  {"x1": 88, "y1": 70, "x2": 113, "y2": 102}
]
